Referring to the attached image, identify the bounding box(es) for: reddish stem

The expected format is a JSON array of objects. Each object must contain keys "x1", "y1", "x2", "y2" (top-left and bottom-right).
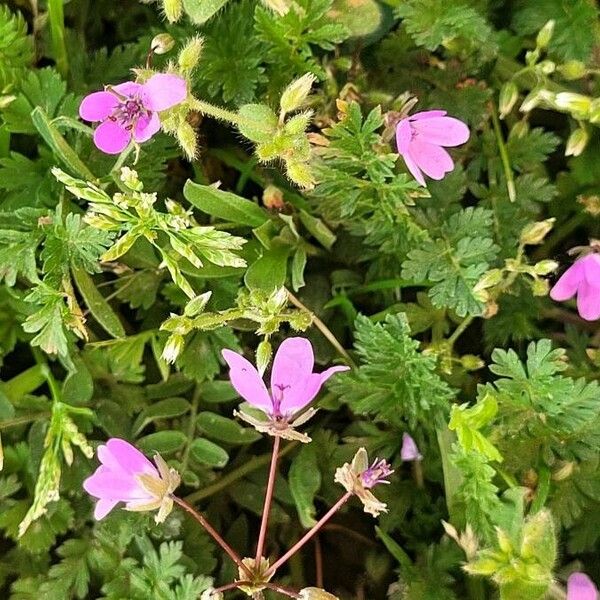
[
  {"x1": 264, "y1": 582, "x2": 301, "y2": 598},
  {"x1": 265, "y1": 492, "x2": 352, "y2": 577},
  {"x1": 255, "y1": 435, "x2": 281, "y2": 563},
  {"x1": 172, "y1": 496, "x2": 252, "y2": 578}
]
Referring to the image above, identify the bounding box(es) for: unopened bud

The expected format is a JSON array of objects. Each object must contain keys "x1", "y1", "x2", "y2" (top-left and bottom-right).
[
  {"x1": 589, "y1": 99, "x2": 600, "y2": 125},
  {"x1": 280, "y1": 73, "x2": 317, "y2": 114},
  {"x1": 558, "y1": 60, "x2": 586, "y2": 80},
  {"x1": 201, "y1": 589, "x2": 224, "y2": 600},
  {"x1": 460, "y1": 354, "x2": 485, "y2": 371},
  {"x1": 474, "y1": 268, "x2": 503, "y2": 292},
  {"x1": 499, "y1": 81, "x2": 519, "y2": 118},
  {"x1": 256, "y1": 339, "x2": 272, "y2": 376},
  {"x1": 510, "y1": 119, "x2": 529, "y2": 138},
  {"x1": 552, "y1": 461, "x2": 574, "y2": 481},
  {"x1": 554, "y1": 92, "x2": 592, "y2": 118},
  {"x1": 286, "y1": 161, "x2": 315, "y2": 190},
  {"x1": 299, "y1": 588, "x2": 340, "y2": 600},
  {"x1": 531, "y1": 278, "x2": 549, "y2": 296},
  {"x1": 162, "y1": 333, "x2": 185, "y2": 364},
  {"x1": 161, "y1": 0, "x2": 183, "y2": 22},
  {"x1": 520, "y1": 89, "x2": 554, "y2": 113},
  {"x1": 538, "y1": 59, "x2": 555, "y2": 75},
  {"x1": 151, "y1": 33, "x2": 175, "y2": 55},
  {"x1": 263, "y1": 184, "x2": 285, "y2": 210},
  {"x1": 184, "y1": 292, "x2": 212, "y2": 317},
  {"x1": 519, "y1": 218, "x2": 555, "y2": 245},
  {"x1": 578, "y1": 194, "x2": 600, "y2": 216},
  {"x1": 178, "y1": 36, "x2": 203, "y2": 72},
  {"x1": 536, "y1": 20, "x2": 555, "y2": 49},
  {"x1": 566, "y1": 128, "x2": 589, "y2": 157},
  {"x1": 483, "y1": 300, "x2": 499, "y2": 319},
  {"x1": 177, "y1": 121, "x2": 197, "y2": 160},
  {"x1": 533, "y1": 260, "x2": 558, "y2": 276}
]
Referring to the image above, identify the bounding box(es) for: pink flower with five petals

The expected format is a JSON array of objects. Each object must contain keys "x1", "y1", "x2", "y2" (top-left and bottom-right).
[
  {"x1": 83, "y1": 438, "x2": 180, "y2": 522},
  {"x1": 79, "y1": 73, "x2": 187, "y2": 154},
  {"x1": 395, "y1": 110, "x2": 470, "y2": 186},
  {"x1": 222, "y1": 337, "x2": 349, "y2": 442},
  {"x1": 550, "y1": 253, "x2": 600, "y2": 321}
]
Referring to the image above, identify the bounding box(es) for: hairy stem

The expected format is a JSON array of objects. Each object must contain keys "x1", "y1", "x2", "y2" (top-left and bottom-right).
[
  {"x1": 286, "y1": 290, "x2": 357, "y2": 369},
  {"x1": 191, "y1": 99, "x2": 242, "y2": 126},
  {"x1": 255, "y1": 436, "x2": 281, "y2": 564},
  {"x1": 172, "y1": 496, "x2": 252, "y2": 578},
  {"x1": 489, "y1": 101, "x2": 516, "y2": 203},
  {"x1": 265, "y1": 492, "x2": 352, "y2": 577}
]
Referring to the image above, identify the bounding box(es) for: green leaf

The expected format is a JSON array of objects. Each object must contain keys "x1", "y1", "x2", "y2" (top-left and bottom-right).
[
  {"x1": 133, "y1": 398, "x2": 191, "y2": 436},
  {"x1": 196, "y1": 411, "x2": 261, "y2": 444},
  {"x1": 71, "y1": 267, "x2": 125, "y2": 339},
  {"x1": 182, "y1": 0, "x2": 232, "y2": 24},
  {"x1": 289, "y1": 443, "x2": 321, "y2": 528},
  {"x1": 137, "y1": 431, "x2": 187, "y2": 455},
  {"x1": 244, "y1": 244, "x2": 290, "y2": 291},
  {"x1": 183, "y1": 179, "x2": 269, "y2": 227},
  {"x1": 237, "y1": 104, "x2": 279, "y2": 144},
  {"x1": 189, "y1": 438, "x2": 229, "y2": 468}
]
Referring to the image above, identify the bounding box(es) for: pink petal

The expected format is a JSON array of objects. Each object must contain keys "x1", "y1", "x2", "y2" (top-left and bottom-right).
[
  {"x1": 401, "y1": 148, "x2": 426, "y2": 186},
  {"x1": 79, "y1": 91, "x2": 118, "y2": 122},
  {"x1": 410, "y1": 110, "x2": 447, "y2": 120},
  {"x1": 411, "y1": 117, "x2": 470, "y2": 147},
  {"x1": 93, "y1": 498, "x2": 119, "y2": 520},
  {"x1": 222, "y1": 349, "x2": 272, "y2": 412},
  {"x1": 111, "y1": 81, "x2": 144, "y2": 97},
  {"x1": 409, "y1": 137, "x2": 454, "y2": 180},
  {"x1": 401, "y1": 433, "x2": 423, "y2": 461},
  {"x1": 550, "y1": 261, "x2": 585, "y2": 302},
  {"x1": 568, "y1": 573, "x2": 598, "y2": 600},
  {"x1": 133, "y1": 112, "x2": 161, "y2": 143},
  {"x1": 396, "y1": 119, "x2": 412, "y2": 155},
  {"x1": 141, "y1": 74, "x2": 187, "y2": 112},
  {"x1": 582, "y1": 253, "x2": 600, "y2": 286},
  {"x1": 576, "y1": 280, "x2": 600, "y2": 321},
  {"x1": 271, "y1": 337, "x2": 315, "y2": 397},
  {"x1": 101, "y1": 438, "x2": 157, "y2": 476},
  {"x1": 93, "y1": 119, "x2": 131, "y2": 154}
]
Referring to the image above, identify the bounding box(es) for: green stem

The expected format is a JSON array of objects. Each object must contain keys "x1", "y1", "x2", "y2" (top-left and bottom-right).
[
  {"x1": 184, "y1": 441, "x2": 298, "y2": 503},
  {"x1": 32, "y1": 348, "x2": 61, "y2": 403},
  {"x1": 47, "y1": 0, "x2": 68, "y2": 78},
  {"x1": 191, "y1": 99, "x2": 242, "y2": 126},
  {"x1": 0, "y1": 413, "x2": 51, "y2": 430},
  {"x1": 286, "y1": 290, "x2": 357, "y2": 369},
  {"x1": 180, "y1": 387, "x2": 201, "y2": 474},
  {"x1": 447, "y1": 316, "x2": 474, "y2": 348},
  {"x1": 490, "y1": 101, "x2": 516, "y2": 202}
]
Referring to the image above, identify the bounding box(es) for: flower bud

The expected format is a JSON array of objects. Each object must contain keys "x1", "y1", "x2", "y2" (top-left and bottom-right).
[
  {"x1": 286, "y1": 161, "x2": 315, "y2": 190},
  {"x1": 161, "y1": 0, "x2": 183, "y2": 22},
  {"x1": 499, "y1": 81, "x2": 519, "y2": 118},
  {"x1": 552, "y1": 461, "x2": 574, "y2": 481},
  {"x1": 554, "y1": 92, "x2": 592, "y2": 118},
  {"x1": 536, "y1": 19, "x2": 555, "y2": 49},
  {"x1": 519, "y1": 218, "x2": 555, "y2": 245},
  {"x1": 184, "y1": 292, "x2": 212, "y2": 317},
  {"x1": 558, "y1": 60, "x2": 587, "y2": 80},
  {"x1": 533, "y1": 260, "x2": 558, "y2": 276},
  {"x1": 263, "y1": 184, "x2": 285, "y2": 210},
  {"x1": 474, "y1": 268, "x2": 503, "y2": 292},
  {"x1": 162, "y1": 333, "x2": 185, "y2": 363},
  {"x1": 201, "y1": 589, "x2": 224, "y2": 600},
  {"x1": 538, "y1": 59, "x2": 555, "y2": 75},
  {"x1": 177, "y1": 121, "x2": 197, "y2": 160},
  {"x1": 178, "y1": 36, "x2": 204, "y2": 72},
  {"x1": 299, "y1": 588, "x2": 340, "y2": 600},
  {"x1": 531, "y1": 277, "x2": 549, "y2": 296},
  {"x1": 520, "y1": 89, "x2": 553, "y2": 113},
  {"x1": 151, "y1": 33, "x2": 175, "y2": 55},
  {"x1": 565, "y1": 127, "x2": 589, "y2": 157},
  {"x1": 588, "y1": 99, "x2": 600, "y2": 125},
  {"x1": 256, "y1": 339, "x2": 272, "y2": 377},
  {"x1": 510, "y1": 119, "x2": 529, "y2": 138},
  {"x1": 280, "y1": 73, "x2": 316, "y2": 114},
  {"x1": 460, "y1": 354, "x2": 485, "y2": 371},
  {"x1": 578, "y1": 194, "x2": 600, "y2": 216}
]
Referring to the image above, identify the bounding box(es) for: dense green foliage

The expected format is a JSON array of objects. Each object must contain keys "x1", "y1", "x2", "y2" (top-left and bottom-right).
[{"x1": 1, "y1": 0, "x2": 600, "y2": 598}]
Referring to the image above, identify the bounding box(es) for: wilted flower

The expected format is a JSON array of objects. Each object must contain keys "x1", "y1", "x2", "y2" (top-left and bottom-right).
[
  {"x1": 401, "y1": 433, "x2": 423, "y2": 461},
  {"x1": 79, "y1": 74, "x2": 187, "y2": 154},
  {"x1": 83, "y1": 438, "x2": 180, "y2": 523},
  {"x1": 395, "y1": 110, "x2": 470, "y2": 186},
  {"x1": 222, "y1": 337, "x2": 349, "y2": 442},
  {"x1": 567, "y1": 572, "x2": 598, "y2": 600},
  {"x1": 334, "y1": 447, "x2": 393, "y2": 517},
  {"x1": 550, "y1": 253, "x2": 600, "y2": 321}
]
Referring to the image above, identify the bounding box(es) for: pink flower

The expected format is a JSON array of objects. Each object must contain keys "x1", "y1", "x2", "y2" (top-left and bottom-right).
[
  {"x1": 395, "y1": 110, "x2": 470, "y2": 186},
  {"x1": 222, "y1": 338, "x2": 349, "y2": 442},
  {"x1": 568, "y1": 572, "x2": 598, "y2": 600},
  {"x1": 79, "y1": 73, "x2": 187, "y2": 154},
  {"x1": 401, "y1": 433, "x2": 423, "y2": 461},
  {"x1": 550, "y1": 253, "x2": 600, "y2": 321},
  {"x1": 83, "y1": 438, "x2": 180, "y2": 523}
]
